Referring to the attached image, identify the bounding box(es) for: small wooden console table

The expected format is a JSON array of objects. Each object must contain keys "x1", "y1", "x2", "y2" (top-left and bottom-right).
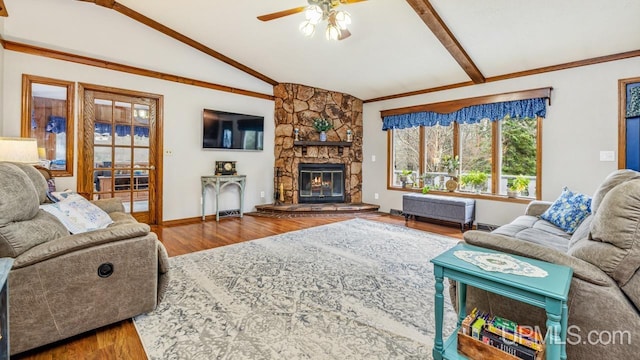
[
  {"x1": 201, "y1": 175, "x2": 246, "y2": 222},
  {"x1": 431, "y1": 243, "x2": 572, "y2": 360}
]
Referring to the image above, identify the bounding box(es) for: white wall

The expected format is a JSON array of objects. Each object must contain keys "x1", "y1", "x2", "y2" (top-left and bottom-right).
[
  {"x1": 1, "y1": 0, "x2": 276, "y2": 222},
  {"x1": 363, "y1": 57, "x2": 640, "y2": 226}
]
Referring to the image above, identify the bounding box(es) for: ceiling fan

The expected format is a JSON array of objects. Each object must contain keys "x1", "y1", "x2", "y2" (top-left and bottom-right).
[{"x1": 257, "y1": 0, "x2": 367, "y2": 41}]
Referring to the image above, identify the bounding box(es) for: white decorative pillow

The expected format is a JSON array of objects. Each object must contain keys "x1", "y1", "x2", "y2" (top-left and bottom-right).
[{"x1": 40, "y1": 194, "x2": 113, "y2": 234}]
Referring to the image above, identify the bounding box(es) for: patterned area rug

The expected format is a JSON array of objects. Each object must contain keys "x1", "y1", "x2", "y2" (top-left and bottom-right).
[{"x1": 133, "y1": 218, "x2": 459, "y2": 359}]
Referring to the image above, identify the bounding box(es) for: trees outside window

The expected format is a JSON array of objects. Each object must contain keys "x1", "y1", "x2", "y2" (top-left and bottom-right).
[
  {"x1": 389, "y1": 116, "x2": 540, "y2": 199},
  {"x1": 391, "y1": 127, "x2": 419, "y2": 186},
  {"x1": 459, "y1": 118, "x2": 492, "y2": 193},
  {"x1": 500, "y1": 116, "x2": 537, "y2": 196}
]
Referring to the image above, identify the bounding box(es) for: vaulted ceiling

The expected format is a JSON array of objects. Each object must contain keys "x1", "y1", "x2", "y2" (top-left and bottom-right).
[{"x1": 3, "y1": 0, "x2": 640, "y2": 101}]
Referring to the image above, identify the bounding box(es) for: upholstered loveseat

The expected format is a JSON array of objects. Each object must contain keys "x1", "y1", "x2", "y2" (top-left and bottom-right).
[
  {"x1": 0, "y1": 162, "x2": 169, "y2": 355},
  {"x1": 452, "y1": 169, "x2": 640, "y2": 359}
]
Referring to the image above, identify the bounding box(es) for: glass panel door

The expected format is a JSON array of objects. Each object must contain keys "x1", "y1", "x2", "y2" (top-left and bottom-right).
[{"x1": 82, "y1": 88, "x2": 158, "y2": 224}]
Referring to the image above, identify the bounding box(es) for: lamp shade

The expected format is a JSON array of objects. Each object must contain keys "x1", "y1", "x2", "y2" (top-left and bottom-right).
[{"x1": 0, "y1": 137, "x2": 40, "y2": 164}]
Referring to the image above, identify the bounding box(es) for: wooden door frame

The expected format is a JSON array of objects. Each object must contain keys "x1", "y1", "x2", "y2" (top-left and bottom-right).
[
  {"x1": 618, "y1": 76, "x2": 640, "y2": 170},
  {"x1": 77, "y1": 83, "x2": 164, "y2": 225}
]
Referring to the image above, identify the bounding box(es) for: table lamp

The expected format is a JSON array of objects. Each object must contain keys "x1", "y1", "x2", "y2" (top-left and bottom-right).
[{"x1": 0, "y1": 137, "x2": 40, "y2": 164}]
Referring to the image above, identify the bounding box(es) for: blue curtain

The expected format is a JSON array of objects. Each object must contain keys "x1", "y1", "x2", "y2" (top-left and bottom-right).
[
  {"x1": 45, "y1": 116, "x2": 66, "y2": 133},
  {"x1": 134, "y1": 126, "x2": 149, "y2": 137},
  {"x1": 95, "y1": 122, "x2": 111, "y2": 134},
  {"x1": 94, "y1": 123, "x2": 149, "y2": 137},
  {"x1": 382, "y1": 97, "x2": 547, "y2": 130}
]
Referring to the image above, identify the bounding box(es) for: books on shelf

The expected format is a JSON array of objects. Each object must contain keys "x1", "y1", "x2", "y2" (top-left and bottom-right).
[{"x1": 457, "y1": 308, "x2": 545, "y2": 360}]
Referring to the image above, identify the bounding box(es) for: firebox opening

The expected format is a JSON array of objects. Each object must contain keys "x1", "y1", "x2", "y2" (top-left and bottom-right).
[{"x1": 298, "y1": 163, "x2": 345, "y2": 203}]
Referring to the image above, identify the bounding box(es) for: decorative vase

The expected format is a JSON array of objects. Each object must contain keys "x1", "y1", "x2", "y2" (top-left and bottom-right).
[{"x1": 319, "y1": 131, "x2": 327, "y2": 141}]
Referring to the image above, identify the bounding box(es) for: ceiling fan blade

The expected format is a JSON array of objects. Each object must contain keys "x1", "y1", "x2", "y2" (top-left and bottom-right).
[
  {"x1": 338, "y1": 28, "x2": 351, "y2": 40},
  {"x1": 257, "y1": 6, "x2": 306, "y2": 21}
]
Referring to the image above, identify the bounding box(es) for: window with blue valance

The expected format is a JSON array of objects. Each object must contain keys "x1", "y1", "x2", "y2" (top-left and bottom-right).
[
  {"x1": 382, "y1": 97, "x2": 548, "y2": 131},
  {"x1": 94, "y1": 123, "x2": 150, "y2": 137}
]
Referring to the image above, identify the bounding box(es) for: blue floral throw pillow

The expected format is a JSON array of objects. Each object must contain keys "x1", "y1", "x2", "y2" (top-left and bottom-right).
[{"x1": 540, "y1": 187, "x2": 592, "y2": 234}]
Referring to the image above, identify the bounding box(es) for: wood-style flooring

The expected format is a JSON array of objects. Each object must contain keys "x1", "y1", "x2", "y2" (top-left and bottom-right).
[{"x1": 13, "y1": 213, "x2": 463, "y2": 360}]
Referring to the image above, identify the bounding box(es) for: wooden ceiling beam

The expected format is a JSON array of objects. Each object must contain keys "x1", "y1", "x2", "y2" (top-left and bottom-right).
[
  {"x1": 0, "y1": 0, "x2": 8, "y2": 17},
  {"x1": 406, "y1": 0, "x2": 485, "y2": 84},
  {"x1": 78, "y1": 0, "x2": 279, "y2": 86}
]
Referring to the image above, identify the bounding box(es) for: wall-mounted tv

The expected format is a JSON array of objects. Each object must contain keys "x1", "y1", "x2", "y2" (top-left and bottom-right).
[{"x1": 202, "y1": 109, "x2": 264, "y2": 150}]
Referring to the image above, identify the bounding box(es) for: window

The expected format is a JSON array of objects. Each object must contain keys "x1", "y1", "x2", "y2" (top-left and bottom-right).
[
  {"x1": 388, "y1": 117, "x2": 540, "y2": 199},
  {"x1": 21, "y1": 74, "x2": 75, "y2": 177},
  {"x1": 391, "y1": 127, "x2": 419, "y2": 187},
  {"x1": 459, "y1": 119, "x2": 492, "y2": 193},
  {"x1": 422, "y1": 125, "x2": 453, "y2": 190},
  {"x1": 382, "y1": 88, "x2": 549, "y2": 200},
  {"x1": 500, "y1": 116, "x2": 537, "y2": 197}
]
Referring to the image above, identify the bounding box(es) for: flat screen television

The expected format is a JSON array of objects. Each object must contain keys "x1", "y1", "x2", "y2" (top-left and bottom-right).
[{"x1": 202, "y1": 109, "x2": 264, "y2": 150}]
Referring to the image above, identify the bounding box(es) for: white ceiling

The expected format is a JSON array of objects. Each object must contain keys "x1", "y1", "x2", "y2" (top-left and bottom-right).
[{"x1": 12, "y1": 0, "x2": 640, "y2": 101}]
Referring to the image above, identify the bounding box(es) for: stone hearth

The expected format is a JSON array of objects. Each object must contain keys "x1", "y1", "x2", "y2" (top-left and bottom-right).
[{"x1": 274, "y1": 83, "x2": 363, "y2": 204}]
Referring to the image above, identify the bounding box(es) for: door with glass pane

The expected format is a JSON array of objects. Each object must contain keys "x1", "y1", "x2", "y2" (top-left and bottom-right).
[{"x1": 78, "y1": 85, "x2": 162, "y2": 224}]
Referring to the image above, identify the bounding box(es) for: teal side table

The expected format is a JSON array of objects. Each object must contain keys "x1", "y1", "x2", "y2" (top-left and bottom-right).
[
  {"x1": 0, "y1": 258, "x2": 13, "y2": 359},
  {"x1": 431, "y1": 243, "x2": 572, "y2": 360}
]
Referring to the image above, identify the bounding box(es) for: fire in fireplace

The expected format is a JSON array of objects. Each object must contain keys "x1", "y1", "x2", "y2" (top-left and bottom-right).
[{"x1": 298, "y1": 163, "x2": 345, "y2": 203}]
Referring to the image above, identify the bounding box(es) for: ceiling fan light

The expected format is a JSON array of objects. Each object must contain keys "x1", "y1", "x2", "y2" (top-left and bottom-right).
[
  {"x1": 305, "y1": 5, "x2": 323, "y2": 24},
  {"x1": 299, "y1": 21, "x2": 316, "y2": 37},
  {"x1": 335, "y1": 10, "x2": 351, "y2": 30},
  {"x1": 326, "y1": 24, "x2": 341, "y2": 41}
]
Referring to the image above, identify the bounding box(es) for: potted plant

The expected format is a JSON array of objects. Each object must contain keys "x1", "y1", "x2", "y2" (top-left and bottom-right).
[
  {"x1": 460, "y1": 171, "x2": 488, "y2": 193},
  {"x1": 507, "y1": 175, "x2": 530, "y2": 198},
  {"x1": 440, "y1": 155, "x2": 460, "y2": 177},
  {"x1": 312, "y1": 117, "x2": 333, "y2": 141},
  {"x1": 399, "y1": 169, "x2": 413, "y2": 188}
]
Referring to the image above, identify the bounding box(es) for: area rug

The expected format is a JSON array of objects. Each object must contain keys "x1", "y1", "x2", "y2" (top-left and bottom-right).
[{"x1": 133, "y1": 218, "x2": 459, "y2": 359}]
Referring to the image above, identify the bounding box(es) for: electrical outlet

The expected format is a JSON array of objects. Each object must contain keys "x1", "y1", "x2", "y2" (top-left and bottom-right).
[
  {"x1": 260, "y1": 191, "x2": 265, "y2": 198},
  {"x1": 374, "y1": 193, "x2": 379, "y2": 199},
  {"x1": 165, "y1": 149, "x2": 173, "y2": 156}
]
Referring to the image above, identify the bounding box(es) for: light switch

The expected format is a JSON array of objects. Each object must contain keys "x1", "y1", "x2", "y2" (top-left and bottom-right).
[
  {"x1": 371, "y1": 155, "x2": 376, "y2": 162},
  {"x1": 599, "y1": 151, "x2": 615, "y2": 162}
]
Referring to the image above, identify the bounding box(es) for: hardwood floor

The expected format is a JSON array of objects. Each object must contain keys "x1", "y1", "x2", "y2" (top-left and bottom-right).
[{"x1": 13, "y1": 213, "x2": 463, "y2": 360}]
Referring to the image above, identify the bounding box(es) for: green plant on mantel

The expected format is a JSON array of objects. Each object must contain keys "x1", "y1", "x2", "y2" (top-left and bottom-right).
[{"x1": 312, "y1": 117, "x2": 333, "y2": 132}]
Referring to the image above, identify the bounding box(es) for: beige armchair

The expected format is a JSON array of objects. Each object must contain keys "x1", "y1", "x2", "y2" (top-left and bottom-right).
[{"x1": 0, "y1": 162, "x2": 169, "y2": 355}]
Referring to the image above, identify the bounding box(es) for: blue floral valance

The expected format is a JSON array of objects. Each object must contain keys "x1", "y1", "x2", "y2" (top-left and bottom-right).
[
  {"x1": 382, "y1": 97, "x2": 547, "y2": 131},
  {"x1": 95, "y1": 123, "x2": 150, "y2": 137}
]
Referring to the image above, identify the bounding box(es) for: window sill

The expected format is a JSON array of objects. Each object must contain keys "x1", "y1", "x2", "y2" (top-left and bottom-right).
[{"x1": 388, "y1": 186, "x2": 535, "y2": 204}]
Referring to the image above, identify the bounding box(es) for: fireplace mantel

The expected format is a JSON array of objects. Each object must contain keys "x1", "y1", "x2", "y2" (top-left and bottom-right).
[{"x1": 294, "y1": 141, "x2": 352, "y2": 155}]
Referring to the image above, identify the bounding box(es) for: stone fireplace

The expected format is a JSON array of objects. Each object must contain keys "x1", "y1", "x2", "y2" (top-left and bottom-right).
[
  {"x1": 274, "y1": 83, "x2": 363, "y2": 204},
  {"x1": 298, "y1": 163, "x2": 345, "y2": 203}
]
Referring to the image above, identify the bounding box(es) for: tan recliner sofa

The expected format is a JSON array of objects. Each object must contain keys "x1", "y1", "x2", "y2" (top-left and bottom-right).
[
  {"x1": 452, "y1": 169, "x2": 640, "y2": 359},
  {"x1": 0, "y1": 162, "x2": 169, "y2": 355}
]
